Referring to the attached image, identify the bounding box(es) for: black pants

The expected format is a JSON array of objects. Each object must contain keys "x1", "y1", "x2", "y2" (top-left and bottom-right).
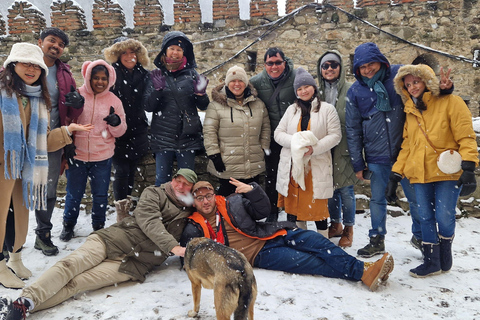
[{"x1": 112, "y1": 155, "x2": 139, "y2": 200}]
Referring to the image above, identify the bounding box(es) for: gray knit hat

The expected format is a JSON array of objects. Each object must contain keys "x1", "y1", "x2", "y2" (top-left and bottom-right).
[
  {"x1": 293, "y1": 67, "x2": 316, "y2": 93},
  {"x1": 320, "y1": 53, "x2": 341, "y2": 67}
]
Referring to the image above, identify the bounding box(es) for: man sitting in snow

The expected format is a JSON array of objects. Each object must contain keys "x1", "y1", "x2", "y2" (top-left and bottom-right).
[
  {"x1": 0, "y1": 169, "x2": 197, "y2": 319},
  {"x1": 181, "y1": 178, "x2": 394, "y2": 291}
]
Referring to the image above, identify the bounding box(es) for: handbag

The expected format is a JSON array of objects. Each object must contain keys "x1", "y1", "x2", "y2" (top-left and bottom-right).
[{"x1": 415, "y1": 117, "x2": 461, "y2": 174}]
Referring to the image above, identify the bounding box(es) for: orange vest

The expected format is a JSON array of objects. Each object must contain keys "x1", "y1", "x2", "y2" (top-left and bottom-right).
[{"x1": 188, "y1": 196, "x2": 287, "y2": 241}]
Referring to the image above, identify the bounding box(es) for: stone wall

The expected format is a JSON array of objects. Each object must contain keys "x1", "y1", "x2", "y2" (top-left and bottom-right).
[{"x1": 0, "y1": 0, "x2": 479, "y2": 215}]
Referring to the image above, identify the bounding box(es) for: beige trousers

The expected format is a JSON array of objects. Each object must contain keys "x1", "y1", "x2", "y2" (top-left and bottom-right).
[{"x1": 22, "y1": 234, "x2": 134, "y2": 312}]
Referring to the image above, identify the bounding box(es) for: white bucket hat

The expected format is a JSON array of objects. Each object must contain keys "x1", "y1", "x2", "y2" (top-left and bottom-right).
[{"x1": 3, "y1": 42, "x2": 49, "y2": 75}]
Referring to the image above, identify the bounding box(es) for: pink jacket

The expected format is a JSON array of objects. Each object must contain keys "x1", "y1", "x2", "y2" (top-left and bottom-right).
[{"x1": 74, "y1": 60, "x2": 127, "y2": 162}]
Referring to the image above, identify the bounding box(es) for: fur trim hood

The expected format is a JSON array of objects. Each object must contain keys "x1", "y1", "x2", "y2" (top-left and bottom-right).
[
  {"x1": 80, "y1": 59, "x2": 116, "y2": 97},
  {"x1": 393, "y1": 64, "x2": 440, "y2": 103},
  {"x1": 104, "y1": 38, "x2": 150, "y2": 67},
  {"x1": 211, "y1": 82, "x2": 258, "y2": 107}
]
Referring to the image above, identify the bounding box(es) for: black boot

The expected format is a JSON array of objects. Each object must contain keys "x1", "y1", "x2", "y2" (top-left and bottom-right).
[
  {"x1": 409, "y1": 243, "x2": 442, "y2": 278},
  {"x1": 266, "y1": 208, "x2": 279, "y2": 223},
  {"x1": 439, "y1": 235, "x2": 454, "y2": 272},
  {"x1": 59, "y1": 222, "x2": 75, "y2": 242},
  {"x1": 92, "y1": 223, "x2": 105, "y2": 231},
  {"x1": 34, "y1": 232, "x2": 59, "y2": 256},
  {"x1": 357, "y1": 235, "x2": 385, "y2": 258}
]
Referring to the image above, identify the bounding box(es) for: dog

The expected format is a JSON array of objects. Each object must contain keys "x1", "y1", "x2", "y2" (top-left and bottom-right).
[{"x1": 184, "y1": 237, "x2": 257, "y2": 320}]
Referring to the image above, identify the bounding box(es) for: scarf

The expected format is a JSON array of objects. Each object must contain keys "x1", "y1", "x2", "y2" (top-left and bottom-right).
[
  {"x1": 161, "y1": 55, "x2": 187, "y2": 72},
  {"x1": 362, "y1": 64, "x2": 391, "y2": 112},
  {"x1": 1, "y1": 85, "x2": 49, "y2": 210}
]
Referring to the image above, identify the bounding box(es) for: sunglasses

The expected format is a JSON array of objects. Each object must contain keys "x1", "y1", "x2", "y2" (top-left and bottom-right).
[
  {"x1": 265, "y1": 61, "x2": 285, "y2": 67},
  {"x1": 321, "y1": 62, "x2": 340, "y2": 70}
]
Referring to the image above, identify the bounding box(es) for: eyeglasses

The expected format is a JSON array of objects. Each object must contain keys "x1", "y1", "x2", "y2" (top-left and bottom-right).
[
  {"x1": 321, "y1": 62, "x2": 340, "y2": 70},
  {"x1": 19, "y1": 62, "x2": 42, "y2": 71},
  {"x1": 265, "y1": 61, "x2": 285, "y2": 67},
  {"x1": 194, "y1": 193, "x2": 215, "y2": 202}
]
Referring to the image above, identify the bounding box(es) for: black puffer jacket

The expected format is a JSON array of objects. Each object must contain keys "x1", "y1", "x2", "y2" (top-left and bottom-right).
[
  {"x1": 111, "y1": 62, "x2": 150, "y2": 161},
  {"x1": 145, "y1": 31, "x2": 209, "y2": 152}
]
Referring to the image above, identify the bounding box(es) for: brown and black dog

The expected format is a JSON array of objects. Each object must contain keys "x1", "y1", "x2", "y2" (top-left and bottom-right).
[{"x1": 184, "y1": 237, "x2": 257, "y2": 320}]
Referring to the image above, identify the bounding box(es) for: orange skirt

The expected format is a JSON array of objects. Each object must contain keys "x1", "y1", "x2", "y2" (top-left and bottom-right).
[{"x1": 278, "y1": 169, "x2": 329, "y2": 221}]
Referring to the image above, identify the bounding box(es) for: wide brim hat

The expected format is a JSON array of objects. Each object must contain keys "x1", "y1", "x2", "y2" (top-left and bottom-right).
[{"x1": 3, "y1": 42, "x2": 49, "y2": 75}]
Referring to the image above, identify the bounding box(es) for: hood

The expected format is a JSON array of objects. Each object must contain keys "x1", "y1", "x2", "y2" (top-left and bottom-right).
[
  {"x1": 393, "y1": 64, "x2": 440, "y2": 103},
  {"x1": 80, "y1": 59, "x2": 116, "y2": 96},
  {"x1": 154, "y1": 31, "x2": 196, "y2": 69},
  {"x1": 316, "y1": 49, "x2": 346, "y2": 92},
  {"x1": 211, "y1": 82, "x2": 258, "y2": 107},
  {"x1": 104, "y1": 38, "x2": 150, "y2": 67},
  {"x1": 352, "y1": 42, "x2": 390, "y2": 81}
]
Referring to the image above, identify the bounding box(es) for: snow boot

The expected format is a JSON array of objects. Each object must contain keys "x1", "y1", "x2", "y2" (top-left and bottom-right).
[
  {"x1": 361, "y1": 252, "x2": 394, "y2": 291},
  {"x1": 328, "y1": 222, "x2": 343, "y2": 238},
  {"x1": 6, "y1": 251, "x2": 32, "y2": 280},
  {"x1": 34, "y1": 232, "x2": 59, "y2": 256},
  {"x1": 0, "y1": 296, "x2": 30, "y2": 320},
  {"x1": 410, "y1": 235, "x2": 423, "y2": 253},
  {"x1": 409, "y1": 243, "x2": 442, "y2": 278},
  {"x1": 357, "y1": 235, "x2": 385, "y2": 258},
  {"x1": 0, "y1": 260, "x2": 24, "y2": 289},
  {"x1": 114, "y1": 196, "x2": 132, "y2": 223},
  {"x1": 439, "y1": 235, "x2": 454, "y2": 272},
  {"x1": 339, "y1": 226, "x2": 353, "y2": 248},
  {"x1": 59, "y1": 222, "x2": 75, "y2": 242}
]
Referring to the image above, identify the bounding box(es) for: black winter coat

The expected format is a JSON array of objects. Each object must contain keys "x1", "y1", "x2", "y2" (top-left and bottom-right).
[
  {"x1": 145, "y1": 31, "x2": 209, "y2": 153},
  {"x1": 111, "y1": 62, "x2": 150, "y2": 161}
]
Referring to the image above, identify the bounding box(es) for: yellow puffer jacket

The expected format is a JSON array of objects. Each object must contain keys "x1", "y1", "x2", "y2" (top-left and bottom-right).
[{"x1": 392, "y1": 64, "x2": 478, "y2": 183}]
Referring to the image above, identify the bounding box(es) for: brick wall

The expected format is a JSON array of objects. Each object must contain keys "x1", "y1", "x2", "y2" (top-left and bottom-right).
[
  {"x1": 250, "y1": 0, "x2": 278, "y2": 19},
  {"x1": 7, "y1": 1, "x2": 46, "y2": 35},
  {"x1": 212, "y1": 0, "x2": 240, "y2": 20},
  {"x1": 92, "y1": 0, "x2": 125, "y2": 30},
  {"x1": 51, "y1": 0, "x2": 87, "y2": 32},
  {"x1": 174, "y1": 0, "x2": 201, "y2": 23},
  {"x1": 134, "y1": 0, "x2": 164, "y2": 30}
]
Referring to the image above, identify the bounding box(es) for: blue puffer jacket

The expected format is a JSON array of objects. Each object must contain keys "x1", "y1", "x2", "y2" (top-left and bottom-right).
[{"x1": 345, "y1": 42, "x2": 405, "y2": 172}]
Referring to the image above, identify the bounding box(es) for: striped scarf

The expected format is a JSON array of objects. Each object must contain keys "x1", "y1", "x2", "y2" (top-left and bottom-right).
[{"x1": 1, "y1": 86, "x2": 49, "y2": 210}]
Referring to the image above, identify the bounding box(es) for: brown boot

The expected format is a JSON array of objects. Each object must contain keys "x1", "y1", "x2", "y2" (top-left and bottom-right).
[
  {"x1": 338, "y1": 226, "x2": 353, "y2": 248},
  {"x1": 114, "y1": 197, "x2": 132, "y2": 223},
  {"x1": 361, "y1": 252, "x2": 394, "y2": 291},
  {"x1": 328, "y1": 222, "x2": 343, "y2": 238}
]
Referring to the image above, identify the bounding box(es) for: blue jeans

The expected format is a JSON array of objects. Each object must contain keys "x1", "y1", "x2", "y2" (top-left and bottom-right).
[
  {"x1": 328, "y1": 185, "x2": 356, "y2": 226},
  {"x1": 367, "y1": 163, "x2": 391, "y2": 237},
  {"x1": 254, "y1": 229, "x2": 364, "y2": 281},
  {"x1": 400, "y1": 178, "x2": 422, "y2": 240},
  {"x1": 413, "y1": 181, "x2": 459, "y2": 244},
  {"x1": 64, "y1": 158, "x2": 112, "y2": 227},
  {"x1": 154, "y1": 150, "x2": 196, "y2": 186}
]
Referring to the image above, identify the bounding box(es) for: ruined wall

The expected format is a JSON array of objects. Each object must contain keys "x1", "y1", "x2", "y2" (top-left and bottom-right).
[{"x1": 0, "y1": 0, "x2": 479, "y2": 214}]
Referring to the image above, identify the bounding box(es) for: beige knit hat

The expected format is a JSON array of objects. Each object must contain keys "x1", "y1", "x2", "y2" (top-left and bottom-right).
[
  {"x1": 3, "y1": 43, "x2": 48, "y2": 75},
  {"x1": 225, "y1": 65, "x2": 249, "y2": 86}
]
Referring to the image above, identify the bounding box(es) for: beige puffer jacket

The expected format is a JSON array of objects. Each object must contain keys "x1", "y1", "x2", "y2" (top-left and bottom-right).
[{"x1": 203, "y1": 83, "x2": 271, "y2": 179}]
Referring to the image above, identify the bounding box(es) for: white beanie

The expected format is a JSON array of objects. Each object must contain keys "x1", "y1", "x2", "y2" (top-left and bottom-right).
[
  {"x1": 3, "y1": 43, "x2": 49, "y2": 75},
  {"x1": 225, "y1": 65, "x2": 249, "y2": 86}
]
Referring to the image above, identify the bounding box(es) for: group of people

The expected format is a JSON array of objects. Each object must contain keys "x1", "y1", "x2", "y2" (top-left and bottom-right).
[{"x1": 0, "y1": 26, "x2": 477, "y2": 319}]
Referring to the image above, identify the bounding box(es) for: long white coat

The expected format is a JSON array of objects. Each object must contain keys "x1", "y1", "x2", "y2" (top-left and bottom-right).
[{"x1": 274, "y1": 99, "x2": 341, "y2": 200}]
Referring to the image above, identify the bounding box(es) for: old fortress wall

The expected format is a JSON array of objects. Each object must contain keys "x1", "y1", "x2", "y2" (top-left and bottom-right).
[{"x1": 0, "y1": 0, "x2": 478, "y2": 113}]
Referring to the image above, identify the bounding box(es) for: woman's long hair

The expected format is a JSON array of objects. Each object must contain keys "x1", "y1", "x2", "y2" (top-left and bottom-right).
[
  {"x1": 295, "y1": 86, "x2": 322, "y2": 116},
  {"x1": 0, "y1": 62, "x2": 51, "y2": 111}
]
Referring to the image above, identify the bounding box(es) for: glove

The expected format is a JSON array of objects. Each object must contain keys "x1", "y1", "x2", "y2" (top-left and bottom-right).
[
  {"x1": 150, "y1": 69, "x2": 166, "y2": 91},
  {"x1": 64, "y1": 85, "x2": 84, "y2": 109},
  {"x1": 385, "y1": 172, "x2": 402, "y2": 203},
  {"x1": 457, "y1": 161, "x2": 477, "y2": 197},
  {"x1": 64, "y1": 143, "x2": 76, "y2": 166},
  {"x1": 193, "y1": 74, "x2": 209, "y2": 95},
  {"x1": 208, "y1": 153, "x2": 226, "y2": 172},
  {"x1": 103, "y1": 106, "x2": 121, "y2": 127}
]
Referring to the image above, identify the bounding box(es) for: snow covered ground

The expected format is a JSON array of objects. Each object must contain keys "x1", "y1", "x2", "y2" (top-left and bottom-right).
[{"x1": 1, "y1": 201, "x2": 480, "y2": 319}]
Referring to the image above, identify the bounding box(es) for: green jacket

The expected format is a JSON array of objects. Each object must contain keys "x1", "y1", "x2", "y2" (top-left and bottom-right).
[
  {"x1": 250, "y1": 57, "x2": 297, "y2": 134},
  {"x1": 95, "y1": 183, "x2": 192, "y2": 282},
  {"x1": 316, "y1": 50, "x2": 358, "y2": 189}
]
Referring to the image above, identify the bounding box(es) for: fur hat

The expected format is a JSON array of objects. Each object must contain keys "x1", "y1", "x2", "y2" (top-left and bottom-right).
[
  {"x1": 225, "y1": 65, "x2": 249, "y2": 86},
  {"x1": 104, "y1": 38, "x2": 150, "y2": 67},
  {"x1": 293, "y1": 67, "x2": 317, "y2": 93},
  {"x1": 3, "y1": 42, "x2": 49, "y2": 75},
  {"x1": 320, "y1": 53, "x2": 341, "y2": 67},
  {"x1": 393, "y1": 64, "x2": 439, "y2": 103}
]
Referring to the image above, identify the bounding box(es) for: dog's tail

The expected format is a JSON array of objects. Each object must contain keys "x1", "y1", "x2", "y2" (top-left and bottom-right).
[{"x1": 233, "y1": 270, "x2": 257, "y2": 320}]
